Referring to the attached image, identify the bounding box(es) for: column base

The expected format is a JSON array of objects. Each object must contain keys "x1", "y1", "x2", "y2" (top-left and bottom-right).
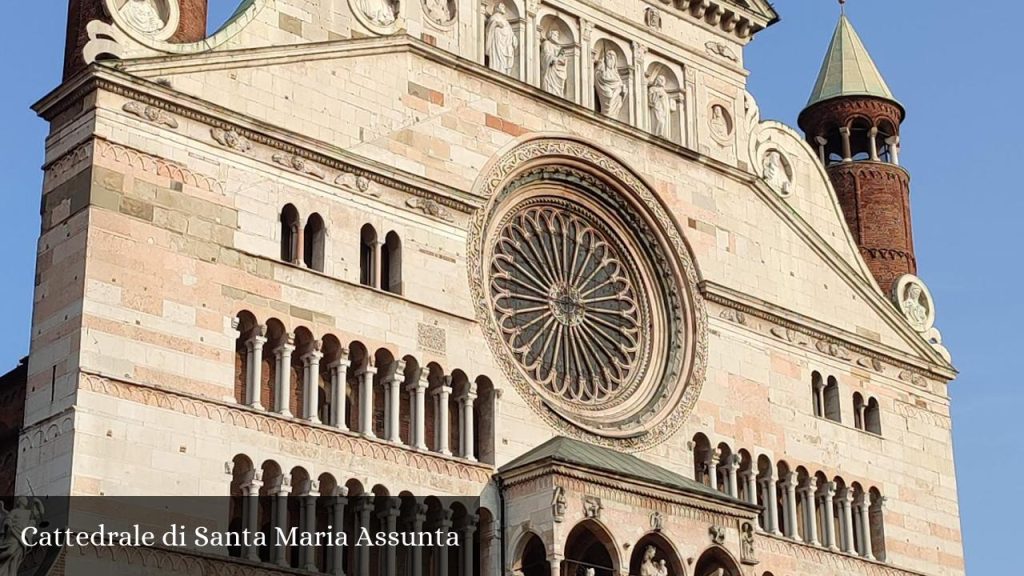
[
  {"x1": 362, "y1": 431, "x2": 377, "y2": 440},
  {"x1": 308, "y1": 417, "x2": 321, "y2": 425},
  {"x1": 279, "y1": 410, "x2": 293, "y2": 418},
  {"x1": 249, "y1": 402, "x2": 264, "y2": 411}
]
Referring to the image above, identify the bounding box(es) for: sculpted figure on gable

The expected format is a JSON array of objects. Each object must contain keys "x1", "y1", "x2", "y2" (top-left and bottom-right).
[
  {"x1": 423, "y1": 0, "x2": 454, "y2": 24},
  {"x1": 485, "y1": 3, "x2": 518, "y2": 76},
  {"x1": 118, "y1": 0, "x2": 166, "y2": 34},
  {"x1": 594, "y1": 49, "x2": 627, "y2": 119},
  {"x1": 358, "y1": 0, "x2": 400, "y2": 26}
]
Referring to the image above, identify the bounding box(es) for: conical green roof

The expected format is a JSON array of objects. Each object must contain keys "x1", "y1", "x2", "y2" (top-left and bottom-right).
[{"x1": 806, "y1": 15, "x2": 897, "y2": 108}]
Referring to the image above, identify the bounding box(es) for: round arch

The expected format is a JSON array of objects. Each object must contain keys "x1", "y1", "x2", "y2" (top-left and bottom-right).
[
  {"x1": 693, "y1": 545, "x2": 742, "y2": 576},
  {"x1": 629, "y1": 531, "x2": 685, "y2": 576},
  {"x1": 563, "y1": 519, "x2": 620, "y2": 576}
]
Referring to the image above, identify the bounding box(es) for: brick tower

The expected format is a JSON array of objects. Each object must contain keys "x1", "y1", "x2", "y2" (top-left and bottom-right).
[
  {"x1": 798, "y1": 12, "x2": 914, "y2": 293},
  {"x1": 63, "y1": 0, "x2": 208, "y2": 78}
]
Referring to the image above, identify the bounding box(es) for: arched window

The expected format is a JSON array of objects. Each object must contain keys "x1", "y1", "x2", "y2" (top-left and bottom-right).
[
  {"x1": 824, "y1": 376, "x2": 841, "y2": 422},
  {"x1": 811, "y1": 371, "x2": 825, "y2": 418},
  {"x1": 359, "y1": 224, "x2": 377, "y2": 287},
  {"x1": 564, "y1": 520, "x2": 619, "y2": 576},
  {"x1": 865, "y1": 398, "x2": 882, "y2": 435},
  {"x1": 692, "y1": 433, "x2": 712, "y2": 486},
  {"x1": 303, "y1": 213, "x2": 326, "y2": 272},
  {"x1": 381, "y1": 231, "x2": 403, "y2": 295},
  {"x1": 280, "y1": 204, "x2": 300, "y2": 264},
  {"x1": 853, "y1": 392, "x2": 866, "y2": 430},
  {"x1": 869, "y1": 487, "x2": 887, "y2": 561}
]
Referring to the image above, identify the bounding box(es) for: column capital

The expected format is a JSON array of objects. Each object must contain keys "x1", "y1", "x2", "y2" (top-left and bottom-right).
[
  {"x1": 357, "y1": 364, "x2": 378, "y2": 377},
  {"x1": 329, "y1": 357, "x2": 351, "y2": 370},
  {"x1": 724, "y1": 454, "x2": 742, "y2": 471},
  {"x1": 302, "y1": 349, "x2": 324, "y2": 364},
  {"x1": 409, "y1": 373, "x2": 429, "y2": 392}
]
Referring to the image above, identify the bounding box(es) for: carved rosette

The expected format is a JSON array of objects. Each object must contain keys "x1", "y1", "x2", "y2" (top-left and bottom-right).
[{"x1": 468, "y1": 138, "x2": 707, "y2": 451}]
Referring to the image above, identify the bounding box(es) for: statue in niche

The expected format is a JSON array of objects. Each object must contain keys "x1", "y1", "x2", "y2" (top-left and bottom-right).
[
  {"x1": 541, "y1": 30, "x2": 569, "y2": 97},
  {"x1": 901, "y1": 283, "x2": 929, "y2": 331},
  {"x1": 647, "y1": 74, "x2": 676, "y2": 139},
  {"x1": 357, "y1": 0, "x2": 399, "y2": 26},
  {"x1": 423, "y1": 0, "x2": 453, "y2": 24},
  {"x1": 640, "y1": 545, "x2": 669, "y2": 576},
  {"x1": 594, "y1": 50, "x2": 627, "y2": 118},
  {"x1": 740, "y1": 521, "x2": 758, "y2": 564},
  {"x1": 710, "y1": 105, "x2": 731, "y2": 141},
  {"x1": 763, "y1": 150, "x2": 791, "y2": 195},
  {"x1": 119, "y1": 0, "x2": 166, "y2": 34},
  {"x1": 485, "y1": 3, "x2": 518, "y2": 76}
]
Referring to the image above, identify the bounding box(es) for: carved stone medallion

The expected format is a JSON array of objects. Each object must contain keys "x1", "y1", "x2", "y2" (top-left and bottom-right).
[
  {"x1": 892, "y1": 274, "x2": 935, "y2": 333},
  {"x1": 468, "y1": 138, "x2": 707, "y2": 451},
  {"x1": 107, "y1": 0, "x2": 180, "y2": 41}
]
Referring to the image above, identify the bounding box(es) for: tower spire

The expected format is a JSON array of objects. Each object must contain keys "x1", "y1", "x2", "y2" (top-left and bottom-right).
[{"x1": 798, "y1": 12, "x2": 915, "y2": 294}]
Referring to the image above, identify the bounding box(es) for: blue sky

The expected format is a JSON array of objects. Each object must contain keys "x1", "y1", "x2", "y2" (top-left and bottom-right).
[{"x1": 0, "y1": 1, "x2": 1016, "y2": 572}]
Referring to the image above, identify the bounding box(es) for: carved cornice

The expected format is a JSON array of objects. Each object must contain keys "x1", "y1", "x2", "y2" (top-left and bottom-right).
[
  {"x1": 95, "y1": 138, "x2": 225, "y2": 194},
  {"x1": 78, "y1": 372, "x2": 494, "y2": 484},
  {"x1": 704, "y1": 282, "x2": 952, "y2": 387},
  {"x1": 33, "y1": 70, "x2": 479, "y2": 216}
]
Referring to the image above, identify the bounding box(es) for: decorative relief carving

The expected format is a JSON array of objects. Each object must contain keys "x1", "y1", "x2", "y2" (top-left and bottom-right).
[
  {"x1": 857, "y1": 356, "x2": 884, "y2": 372},
  {"x1": 762, "y1": 149, "x2": 793, "y2": 197},
  {"x1": 709, "y1": 525, "x2": 726, "y2": 545},
  {"x1": 897, "y1": 370, "x2": 927, "y2": 387},
  {"x1": 44, "y1": 141, "x2": 93, "y2": 183},
  {"x1": 106, "y1": 0, "x2": 180, "y2": 42},
  {"x1": 122, "y1": 101, "x2": 179, "y2": 129},
  {"x1": 705, "y1": 41, "x2": 738, "y2": 62},
  {"x1": 758, "y1": 534, "x2": 923, "y2": 576},
  {"x1": 96, "y1": 139, "x2": 224, "y2": 194},
  {"x1": 770, "y1": 326, "x2": 807, "y2": 346},
  {"x1": 583, "y1": 495, "x2": 602, "y2": 519},
  {"x1": 816, "y1": 339, "x2": 853, "y2": 361},
  {"x1": 709, "y1": 104, "x2": 733, "y2": 143},
  {"x1": 210, "y1": 128, "x2": 252, "y2": 153},
  {"x1": 423, "y1": 0, "x2": 456, "y2": 26},
  {"x1": 892, "y1": 274, "x2": 950, "y2": 362},
  {"x1": 352, "y1": 0, "x2": 401, "y2": 29},
  {"x1": 416, "y1": 322, "x2": 447, "y2": 354},
  {"x1": 79, "y1": 373, "x2": 493, "y2": 483},
  {"x1": 335, "y1": 172, "x2": 380, "y2": 197},
  {"x1": 740, "y1": 521, "x2": 758, "y2": 564},
  {"x1": 644, "y1": 7, "x2": 662, "y2": 29},
  {"x1": 893, "y1": 401, "x2": 951, "y2": 430},
  {"x1": 552, "y1": 486, "x2": 567, "y2": 522},
  {"x1": 406, "y1": 197, "x2": 454, "y2": 221},
  {"x1": 272, "y1": 153, "x2": 326, "y2": 179},
  {"x1": 719, "y1": 309, "x2": 747, "y2": 326},
  {"x1": 650, "y1": 510, "x2": 664, "y2": 531}
]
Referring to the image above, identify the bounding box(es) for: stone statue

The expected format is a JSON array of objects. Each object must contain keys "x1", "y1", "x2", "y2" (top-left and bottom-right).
[
  {"x1": 541, "y1": 30, "x2": 569, "y2": 97},
  {"x1": 763, "y1": 150, "x2": 791, "y2": 195},
  {"x1": 647, "y1": 74, "x2": 675, "y2": 139},
  {"x1": 552, "y1": 486, "x2": 567, "y2": 522},
  {"x1": 594, "y1": 50, "x2": 627, "y2": 118},
  {"x1": 423, "y1": 0, "x2": 452, "y2": 24},
  {"x1": 485, "y1": 4, "x2": 518, "y2": 76},
  {"x1": 358, "y1": 0, "x2": 399, "y2": 26},
  {"x1": 584, "y1": 569, "x2": 595, "y2": 576},
  {"x1": 0, "y1": 497, "x2": 45, "y2": 576},
  {"x1": 740, "y1": 521, "x2": 758, "y2": 564},
  {"x1": 710, "y1": 106, "x2": 731, "y2": 140},
  {"x1": 901, "y1": 284, "x2": 929, "y2": 330},
  {"x1": 119, "y1": 0, "x2": 165, "y2": 34},
  {"x1": 640, "y1": 545, "x2": 669, "y2": 576}
]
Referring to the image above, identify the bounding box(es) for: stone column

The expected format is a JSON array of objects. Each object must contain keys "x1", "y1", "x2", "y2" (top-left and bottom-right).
[
  {"x1": 869, "y1": 126, "x2": 880, "y2": 161},
  {"x1": 274, "y1": 335, "x2": 295, "y2": 417},
  {"x1": 762, "y1": 475, "x2": 781, "y2": 535},
  {"x1": 580, "y1": 20, "x2": 594, "y2": 108},
  {"x1": 840, "y1": 126, "x2": 853, "y2": 162},
  {"x1": 295, "y1": 224, "x2": 305, "y2": 266},
  {"x1": 435, "y1": 379, "x2": 453, "y2": 456},
  {"x1": 244, "y1": 476, "x2": 263, "y2": 562},
  {"x1": 330, "y1": 487, "x2": 349, "y2": 576},
  {"x1": 822, "y1": 482, "x2": 838, "y2": 551},
  {"x1": 330, "y1": 353, "x2": 350, "y2": 430},
  {"x1": 382, "y1": 498, "x2": 400, "y2": 576},
  {"x1": 803, "y1": 477, "x2": 820, "y2": 546},
  {"x1": 274, "y1": 475, "x2": 292, "y2": 567},
  {"x1": 461, "y1": 514, "x2": 478, "y2": 576},
  {"x1": 742, "y1": 471, "x2": 759, "y2": 529},
  {"x1": 814, "y1": 379, "x2": 826, "y2": 417},
  {"x1": 357, "y1": 498, "x2": 373, "y2": 575},
  {"x1": 437, "y1": 510, "x2": 453, "y2": 576},
  {"x1": 815, "y1": 135, "x2": 828, "y2": 164},
  {"x1": 359, "y1": 365, "x2": 378, "y2": 438},
  {"x1": 409, "y1": 373, "x2": 429, "y2": 450},
  {"x1": 886, "y1": 135, "x2": 901, "y2": 165},
  {"x1": 840, "y1": 488, "x2": 855, "y2": 554},
  {"x1": 783, "y1": 472, "x2": 799, "y2": 540},
  {"x1": 303, "y1": 343, "x2": 323, "y2": 424},
  {"x1": 411, "y1": 502, "x2": 427, "y2": 576},
  {"x1": 856, "y1": 494, "x2": 874, "y2": 560},
  {"x1": 374, "y1": 239, "x2": 384, "y2": 289},
  {"x1": 724, "y1": 455, "x2": 740, "y2": 498},
  {"x1": 631, "y1": 41, "x2": 645, "y2": 127},
  {"x1": 303, "y1": 482, "x2": 320, "y2": 571},
  {"x1": 461, "y1": 388, "x2": 477, "y2": 461},
  {"x1": 388, "y1": 362, "x2": 405, "y2": 444},
  {"x1": 525, "y1": 7, "x2": 538, "y2": 86},
  {"x1": 706, "y1": 449, "x2": 721, "y2": 491},
  {"x1": 246, "y1": 327, "x2": 267, "y2": 409}
]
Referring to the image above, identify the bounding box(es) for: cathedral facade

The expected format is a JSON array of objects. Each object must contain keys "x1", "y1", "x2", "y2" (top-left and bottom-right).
[{"x1": 10, "y1": 0, "x2": 963, "y2": 575}]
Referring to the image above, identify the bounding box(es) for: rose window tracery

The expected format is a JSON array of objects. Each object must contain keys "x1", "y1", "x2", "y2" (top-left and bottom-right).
[{"x1": 490, "y1": 203, "x2": 645, "y2": 404}]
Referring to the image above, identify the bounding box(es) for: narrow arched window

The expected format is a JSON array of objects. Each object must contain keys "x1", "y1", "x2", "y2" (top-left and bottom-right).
[
  {"x1": 381, "y1": 231, "x2": 402, "y2": 295},
  {"x1": 280, "y1": 204, "x2": 301, "y2": 264},
  {"x1": 359, "y1": 224, "x2": 377, "y2": 287},
  {"x1": 824, "y1": 376, "x2": 842, "y2": 423},
  {"x1": 865, "y1": 398, "x2": 882, "y2": 435},
  {"x1": 303, "y1": 213, "x2": 325, "y2": 272}
]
